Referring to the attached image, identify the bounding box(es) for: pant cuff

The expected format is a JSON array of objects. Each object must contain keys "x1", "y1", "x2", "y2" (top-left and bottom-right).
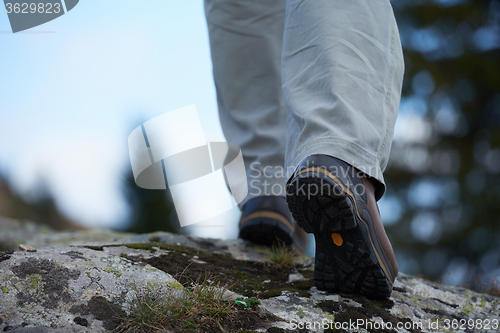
[{"x1": 287, "y1": 137, "x2": 386, "y2": 200}]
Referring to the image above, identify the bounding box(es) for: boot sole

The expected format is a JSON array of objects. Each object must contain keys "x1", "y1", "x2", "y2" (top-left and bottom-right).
[
  {"x1": 286, "y1": 170, "x2": 393, "y2": 298},
  {"x1": 239, "y1": 217, "x2": 294, "y2": 246}
]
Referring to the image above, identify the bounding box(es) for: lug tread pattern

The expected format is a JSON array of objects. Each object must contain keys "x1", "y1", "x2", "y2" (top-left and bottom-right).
[{"x1": 286, "y1": 172, "x2": 392, "y2": 298}]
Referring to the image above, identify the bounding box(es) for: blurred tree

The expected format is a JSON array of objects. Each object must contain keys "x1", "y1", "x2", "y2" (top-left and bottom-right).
[
  {"x1": 122, "y1": 166, "x2": 179, "y2": 234},
  {"x1": 121, "y1": 118, "x2": 180, "y2": 238},
  {"x1": 0, "y1": 175, "x2": 82, "y2": 230},
  {"x1": 383, "y1": 0, "x2": 500, "y2": 289}
]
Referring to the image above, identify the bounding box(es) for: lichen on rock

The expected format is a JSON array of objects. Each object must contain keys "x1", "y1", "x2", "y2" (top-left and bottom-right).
[
  {"x1": 11, "y1": 257, "x2": 80, "y2": 309},
  {"x1": 0, "y1": 218, "x2": 499, "y2": 332},
  {"x1": 0, "y1": 245, "x2": 178, "y2": 332}
]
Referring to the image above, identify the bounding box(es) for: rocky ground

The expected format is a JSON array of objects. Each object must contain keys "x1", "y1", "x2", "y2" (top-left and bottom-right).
[{"x1": 1, "y1": 217, "x2": 499, "y2": 333}]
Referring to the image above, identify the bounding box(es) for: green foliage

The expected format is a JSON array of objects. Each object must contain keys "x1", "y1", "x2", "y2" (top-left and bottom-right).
[
  {"x1": 265, "y1": 241, "x2": 300, "y2": 266},
  {"x1": 384, "y1": 0, "x2": 500, "y2": 288},
  {"x1": 116, "y1": 276, "x2": 235, "y2": 332},
  {"x1": 122, "y1": 164, "x2": 179, "y2": 234},
  {"x1": 182, "y1": 319, "x2": 198, "y2": 329},
  {"x1": 236, "y1": 296, "x2": 260, "y2": 308},
  {"x1": 0, "y1": 175, "x2": 81, "y2": 231}
]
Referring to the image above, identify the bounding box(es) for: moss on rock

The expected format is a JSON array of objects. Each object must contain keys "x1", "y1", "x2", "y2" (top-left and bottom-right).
[
  {"x1": 11, "y1": 257, "x2": 80, "y2": 309},
  {"x1": 121, "y1": 242, "x2": 315, "y2": 299}
]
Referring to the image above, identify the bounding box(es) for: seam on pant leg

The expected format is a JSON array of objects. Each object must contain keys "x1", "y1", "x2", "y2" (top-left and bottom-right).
[{"x1": 377, "y1": 23, "x2": 396, "y2": 171}]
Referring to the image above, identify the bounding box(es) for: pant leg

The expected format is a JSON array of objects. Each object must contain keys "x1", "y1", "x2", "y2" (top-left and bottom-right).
[
  {"x1": 282, "y1": 0, "x2": 404, "y2": 200},
  {"x1": 204, "y1": 0, "x2": 288, "y2": 206}
]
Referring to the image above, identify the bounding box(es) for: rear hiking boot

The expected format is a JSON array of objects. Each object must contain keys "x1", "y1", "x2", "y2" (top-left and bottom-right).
[
  {"x1": 239, "y1": 196, "x2": 308, "y2": 253},
  {"x1": 286, "y1": 154, "x2": 398, "y2": 298}
]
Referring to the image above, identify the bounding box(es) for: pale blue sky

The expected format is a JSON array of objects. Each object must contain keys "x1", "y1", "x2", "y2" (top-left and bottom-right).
[{"x1": 0, "y1": 1, "x2": 229, "y2": 230}]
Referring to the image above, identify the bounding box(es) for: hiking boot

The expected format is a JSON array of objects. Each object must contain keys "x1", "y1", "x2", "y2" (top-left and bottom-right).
[
  {"x1": 239, "y1": 196, "x2": 308, "y2": 252},
  {"x1": 286, "y1": 155, "x2": 398, "y2": 298}
]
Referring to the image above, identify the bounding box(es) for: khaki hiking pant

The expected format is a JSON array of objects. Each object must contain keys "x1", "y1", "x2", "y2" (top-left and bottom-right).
[{"x1": 205, "y1": 0, "x2": 404, "y2": 205}]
